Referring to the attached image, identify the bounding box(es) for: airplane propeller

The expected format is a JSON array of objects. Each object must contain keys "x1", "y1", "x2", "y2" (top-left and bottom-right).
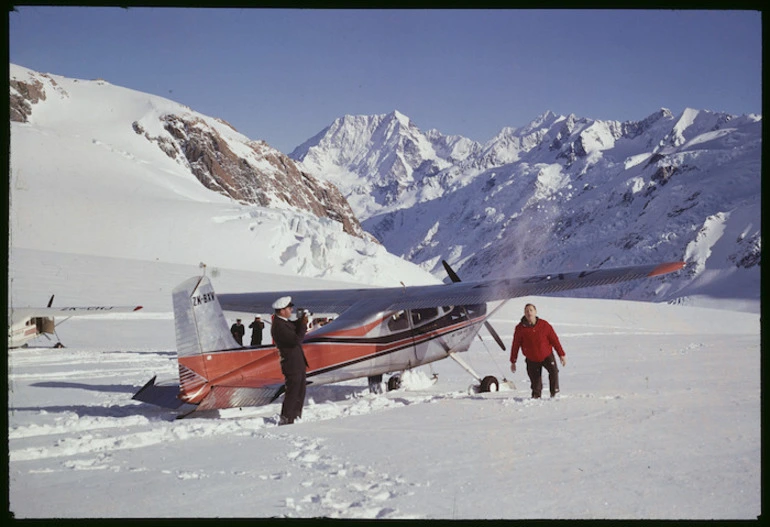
[{"x1": 441, "y1": 260, "x2": 506, "y2": 351}]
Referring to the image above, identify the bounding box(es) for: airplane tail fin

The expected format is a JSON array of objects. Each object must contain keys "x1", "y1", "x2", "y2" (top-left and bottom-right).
[{"x1": 173, "y1": 275, "x2": 239, "y2": 358}]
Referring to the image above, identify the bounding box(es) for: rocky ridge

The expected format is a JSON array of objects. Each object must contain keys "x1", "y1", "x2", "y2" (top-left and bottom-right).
[{"x1": 10, "y1": 69, "x2": 368, "y2": 241}]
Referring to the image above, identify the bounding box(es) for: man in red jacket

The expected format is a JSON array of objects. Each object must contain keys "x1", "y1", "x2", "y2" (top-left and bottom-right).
[{"x1": 510, "y1": 303, "x2": 567, "y2": 398}]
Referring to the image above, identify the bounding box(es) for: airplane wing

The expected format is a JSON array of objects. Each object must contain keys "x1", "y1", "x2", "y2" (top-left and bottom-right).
[
  {"x1": 217, "y1": 286, "x2": 389, "y2": 316},
  {"x1": 383, "y1": 261, "x2": 684, "y2": 310},
  {"x1": 10, "y1": 305, "x2": 143, "y2": 321},
  {"x1": 217, "y1": 261, "x2": 684, "y2": 315}
]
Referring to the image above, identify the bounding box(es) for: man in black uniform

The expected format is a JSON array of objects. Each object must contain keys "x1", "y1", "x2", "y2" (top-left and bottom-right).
[
  {"x1": 271, "y1": 296, "x2": 308, "y2": 425},
  {"x1": 230, "y1": 318, "x2": 245, "y2": 346},
  {"x1": 249, "y1": 316, "x2": 265, "y2": 346}
]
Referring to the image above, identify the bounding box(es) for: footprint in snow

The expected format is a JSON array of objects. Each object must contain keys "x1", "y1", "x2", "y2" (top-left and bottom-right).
[{"x1": 280, "y1": 435, "x2": 419, "y2": 519}]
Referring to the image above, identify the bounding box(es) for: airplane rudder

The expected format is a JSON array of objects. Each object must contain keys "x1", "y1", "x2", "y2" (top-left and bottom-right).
[{"x1": 173, "y1": 276, "x2": 238, "y2": 358}]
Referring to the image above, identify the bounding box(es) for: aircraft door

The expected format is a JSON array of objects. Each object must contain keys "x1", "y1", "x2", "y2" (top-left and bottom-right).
[
  {"x1": 385, "y1": 310, "x2": 417, "y2": 371},
  {"x1": 385, "y1": 308, "x2": 451, "y2": 370},
  {"x1": 409, "y1": 307, "x2": 447, "y2": 364},
  {"x1": 36, "y1": 317, "x2": 55, "y2": 335}
]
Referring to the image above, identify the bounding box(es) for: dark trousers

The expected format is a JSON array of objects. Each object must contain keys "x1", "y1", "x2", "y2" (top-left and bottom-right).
[
  {"x1": 526, "y1": 354, "x2": 560, "y2": 398},
  {"x1": 280, "y1": 368, "x2": 307, "y2": 423}
]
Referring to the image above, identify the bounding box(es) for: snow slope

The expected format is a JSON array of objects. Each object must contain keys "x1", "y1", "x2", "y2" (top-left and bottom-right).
[
  {"x1": 7, "y1": 249, "x2": 760, "y2": 519},
  {"x1": 9, "y1": 64, "x2": 437, "y2": 288}
]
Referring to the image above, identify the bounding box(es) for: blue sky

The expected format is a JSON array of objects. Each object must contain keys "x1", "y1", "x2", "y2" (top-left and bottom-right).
[{"x1": 9, "y1": 7, "x2": 762, "y2": 154}]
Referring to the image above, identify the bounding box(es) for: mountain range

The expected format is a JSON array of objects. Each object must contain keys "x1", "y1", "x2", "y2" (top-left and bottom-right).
[
  {"x1": 291, "y1": 108, "x2": 761, "y2": 309},
  {"x1": 9, "y1": 64, "x2": 761, "y2": 311}
]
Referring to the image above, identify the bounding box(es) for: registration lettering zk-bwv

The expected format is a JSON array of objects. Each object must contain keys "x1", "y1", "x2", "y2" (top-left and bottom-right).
[{"x1": 192, "y1": 292, "x2": 216, "y2": 306}]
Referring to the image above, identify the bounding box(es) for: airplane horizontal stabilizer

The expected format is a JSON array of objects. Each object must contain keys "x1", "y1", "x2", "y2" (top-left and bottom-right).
[{"x1": 132, "y1": 376, "x2": 185, "y2": 409}]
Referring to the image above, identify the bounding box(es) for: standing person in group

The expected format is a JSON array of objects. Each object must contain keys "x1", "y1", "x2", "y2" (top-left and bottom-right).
[
  {"x1": 249, "y1": 316, "x2": 265, "y2": 346},
  {"x1": 510, "y1": 303, "x2": 567, "y2": 398},
  {"x1": 271, "y1": 296, "x2": 309, "y2": 425},
  {"x1": 230, "y1": 318, "x2": 245, "y2": 346}
]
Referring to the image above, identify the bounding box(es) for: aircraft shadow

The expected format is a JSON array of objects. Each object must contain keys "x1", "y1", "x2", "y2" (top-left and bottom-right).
[
  {"x1": 18, "y1": 381, "x2": 184, "y2": 421},
  {"x1": 19, "y1": 379, "x2": 517, "y2": 422},
  {"x1": 31, "y1": 381, "x2": 138, "y2": 394},
  {"x1": 8, "y1": 403, "x2": 176, "y2": 420}
]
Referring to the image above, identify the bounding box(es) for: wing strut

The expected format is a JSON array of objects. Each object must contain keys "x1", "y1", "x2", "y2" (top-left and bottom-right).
[
  {"x1": 442, "y1": 260, "x2": 506, "y2": 351},
  {"x1": 447, "y1": 351, "x2": 482, "y2": 382}
]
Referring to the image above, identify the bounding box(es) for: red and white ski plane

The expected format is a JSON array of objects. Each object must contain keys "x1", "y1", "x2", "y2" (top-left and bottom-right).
[{"x1": 133, "y1": 260, "x2": 684, "y2": 415}]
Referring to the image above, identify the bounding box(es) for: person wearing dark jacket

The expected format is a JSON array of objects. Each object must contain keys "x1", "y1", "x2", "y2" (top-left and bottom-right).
[
  {"x1": 271, "y1": 296, "x2": 309, "y2": 425},
  {"x1": 249, "y1": 316, "x2": 265, "y2": 346},
  {"x1": 510, "y1": 303, "x2": 566, "y2": 398},
  {"x1": 230, "y1": 319, "x2": 245, "y2": 346}
]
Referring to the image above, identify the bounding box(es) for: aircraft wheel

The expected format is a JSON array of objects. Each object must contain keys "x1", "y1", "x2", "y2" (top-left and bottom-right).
[
  {"x1": 479, "y1": 375, "x2": 499, "y2": 393},
  {"x1": 368, "y1": 374, "x2": 383, "y2": 394},
  {"x1": 387, "y1": 375, "x2": 402, "y2": 391}
]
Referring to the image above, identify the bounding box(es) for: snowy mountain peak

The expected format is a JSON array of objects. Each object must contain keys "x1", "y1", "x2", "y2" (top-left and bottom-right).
[
  {"x1": 389, "y1": 109, "x2": 411, "y2": 126},
  {"x1": 523, "y1": 110, "x2": 564, "y2": 132},
  {"x1": 291, "y1": 110, "x2": 478, "y2": 220}
]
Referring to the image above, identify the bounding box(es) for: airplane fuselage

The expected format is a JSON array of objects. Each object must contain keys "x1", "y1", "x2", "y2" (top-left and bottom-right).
[
  {"x1": 177, "y1": 303, "x2": 488, "y2": 409},
  {"x1": 8, "y1": 316, "x2": 54, "y2": 348}
]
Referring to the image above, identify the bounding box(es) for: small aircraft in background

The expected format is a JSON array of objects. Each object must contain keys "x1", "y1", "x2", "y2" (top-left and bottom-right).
[
  {"x1": 133, "y1": 260, "x2": 684, "y2": 416},
  {"x1": 8, "y1": 295, "x2": 143, "y2": 349}
]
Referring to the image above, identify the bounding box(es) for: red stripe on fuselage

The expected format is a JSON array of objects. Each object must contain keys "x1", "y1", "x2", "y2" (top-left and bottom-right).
[
  {"x1": 178, "y1": 314, "x2": 486, "y2": 403},
  {"x1": 315, "y1": 314, "x2": 391, "y2": 338}
]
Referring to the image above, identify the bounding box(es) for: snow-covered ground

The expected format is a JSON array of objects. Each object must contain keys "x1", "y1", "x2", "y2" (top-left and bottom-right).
[{"x1": 7, "y1": 249, "x2": 760, "y2": 519}]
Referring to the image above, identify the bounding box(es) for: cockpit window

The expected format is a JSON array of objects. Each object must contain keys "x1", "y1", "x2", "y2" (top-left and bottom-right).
[
  {"x1": 464, "y1": 304, "x2": 487, "y2": 317},
  {"x1": 387, "y1": 311, "x2": 409, "y2": 332},
  {"x1": 411, "y1": 307, "x2": 440, "y2": 327},
  {"x1": 448, "y1": 304, "x2": 487, "y2": 321}
]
